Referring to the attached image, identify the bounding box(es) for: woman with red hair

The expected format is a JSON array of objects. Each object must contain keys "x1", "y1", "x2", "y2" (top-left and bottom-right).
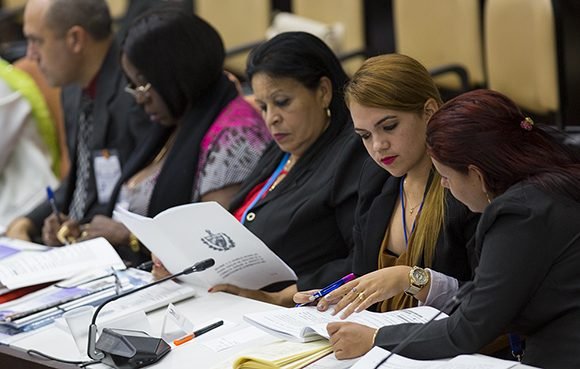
[{"x1": 328, "y1": 89, "x2": 580, "y2": 369}]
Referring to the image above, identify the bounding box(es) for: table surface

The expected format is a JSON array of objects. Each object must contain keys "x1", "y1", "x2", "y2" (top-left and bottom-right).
[{"x1": 4, "y1": 289, "x2": 538, "y2": 369}]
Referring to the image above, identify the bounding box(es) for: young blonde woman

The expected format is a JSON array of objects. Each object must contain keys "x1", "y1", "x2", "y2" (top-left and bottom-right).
[{"x1": 295, "y1": 54, "x2": 478, "y2": 319}]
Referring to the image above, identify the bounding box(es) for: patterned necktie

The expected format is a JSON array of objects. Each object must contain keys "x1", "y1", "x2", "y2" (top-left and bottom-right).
[{"x1": 69, "y1": 94, "x2": 94, "y2": 221}]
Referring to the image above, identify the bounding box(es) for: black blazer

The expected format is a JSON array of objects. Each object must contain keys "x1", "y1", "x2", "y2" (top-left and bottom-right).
[
  {"x1": 229, "y1": 122, "x2": 368, "y2": 290},
  {"x1": 375, "y1": 183, "x2": 580, "y2": 369},
  {"x1": 352, "y1": 159, "x2": 479, "y2": 281},
  {"x1": 27, "y1": 42, "x2": 151, "y2": 230}
]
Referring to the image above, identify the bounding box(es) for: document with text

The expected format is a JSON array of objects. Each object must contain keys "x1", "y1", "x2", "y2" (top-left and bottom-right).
[
  {"x1": 244, "y1": 306, "x2": 445, "y2": 342},
  {"x1": 0, "y1": 238, "x2": 125, "y2": 290},
  {"x1": 114, "y1": 202, "x2": 297, "y2": 289}
]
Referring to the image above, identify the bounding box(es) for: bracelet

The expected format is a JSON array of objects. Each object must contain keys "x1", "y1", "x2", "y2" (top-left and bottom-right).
[
  {"x1": 128, "y1": 233, "x2": 140, "y2": 253},
  {"x1": 372, "y1": 328, "x2": 379, "y2": 346}
]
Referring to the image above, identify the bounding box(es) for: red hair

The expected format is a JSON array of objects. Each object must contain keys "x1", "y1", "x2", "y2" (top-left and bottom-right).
[{"x1": 426, "y1": 89, "x2": 580, "y2": 201}]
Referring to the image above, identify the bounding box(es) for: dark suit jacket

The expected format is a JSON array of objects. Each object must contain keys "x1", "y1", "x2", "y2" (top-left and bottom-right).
[
  {"x1": 352, "y1": 159, "x2": 479, "y2": 281},
  {"x1": 375, "y1": 183, "x2": 580, "y2": 369},
  {"x1": 229, "y1": 122, "x2": 368, "y2": 290},
  {"x1": 27, "y1": 41, "x2": 150, "y2": 231}
]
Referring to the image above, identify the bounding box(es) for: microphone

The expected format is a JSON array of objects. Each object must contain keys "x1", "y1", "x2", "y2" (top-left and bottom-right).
[
  {"x1": 87, "y1": 258, "x2": 215, "y2": 369},
  {"x1": 373, "y1": 281, "x2": 475, "y2": 369}
]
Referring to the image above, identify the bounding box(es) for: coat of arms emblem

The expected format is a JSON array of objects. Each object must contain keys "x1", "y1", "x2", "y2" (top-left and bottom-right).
[{"x1": 201, "y1": 230, "x2": 235, "y2": 251}]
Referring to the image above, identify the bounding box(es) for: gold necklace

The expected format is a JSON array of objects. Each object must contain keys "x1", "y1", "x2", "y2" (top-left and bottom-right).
[
  {"x1": 403, "y1": 180, "x2": 422, "y2": 215},
  {"x1": 127, "y1": 131, "x2": 177, "y2": 188}
]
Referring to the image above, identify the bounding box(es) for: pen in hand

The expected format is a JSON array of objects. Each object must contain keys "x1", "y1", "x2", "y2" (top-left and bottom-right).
[
  {"x1": 46, "y1": 186, "x2": 64, "y2": 224},
  {"x1": 295, "y1": 273, "x2": 356, "y2": 307},
  {"x1": 173, "y1": 320, "x2": 224, "y2": 346}
]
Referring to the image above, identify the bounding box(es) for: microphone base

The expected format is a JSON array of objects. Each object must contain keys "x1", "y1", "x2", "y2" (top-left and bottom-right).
[{"x1": 96, "y1": 328, "x2": 171, "y2": 369}]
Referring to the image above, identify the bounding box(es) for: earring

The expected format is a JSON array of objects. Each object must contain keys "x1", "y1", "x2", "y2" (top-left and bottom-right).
[
  {"x1": 485, "y1": 192, "x2": 492, "y2": 204},
  {"x1": 325, "y1": 107, "x2": 331, "y2": 119}
]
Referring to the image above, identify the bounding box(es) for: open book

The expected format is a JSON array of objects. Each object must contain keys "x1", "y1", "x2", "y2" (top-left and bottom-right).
[
  {"x1": 0, "y1": 237, "x2": 125, "y2": 290},
  {"x1": 233, "y1": 339, "x2": 333, "y2": 369},
  {"x1": 114, "y1": 202, "x2": 297, "y2": 289},
  {"x1": 352, "y1": 346, "x2": 526, "y2": 369},
  {"x1": 244, "y1": 306, "x2": 445, "y2": 343}
]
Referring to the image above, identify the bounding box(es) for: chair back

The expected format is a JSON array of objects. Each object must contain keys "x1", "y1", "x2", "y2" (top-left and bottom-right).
[
  {"x1": 484, "y1": 0, "x2": 559, "y2": 116},
  {"x1": 393, "y1": 0, "x2": 485, "y2": 91}
]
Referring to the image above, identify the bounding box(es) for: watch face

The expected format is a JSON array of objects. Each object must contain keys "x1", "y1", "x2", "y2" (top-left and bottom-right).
[{"x1": 412, "y1": 268, "x2": 429, "y2": 284}]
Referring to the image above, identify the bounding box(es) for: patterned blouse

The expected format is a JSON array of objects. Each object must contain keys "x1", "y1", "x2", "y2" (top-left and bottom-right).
[{"x1": 118, "y1": 96, "x2": 270, "y2": 215}]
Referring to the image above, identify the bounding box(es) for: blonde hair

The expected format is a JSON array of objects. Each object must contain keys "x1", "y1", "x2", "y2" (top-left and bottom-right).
[{"x1": 346, "y1": 54, "x2": 444, "y2": 270}]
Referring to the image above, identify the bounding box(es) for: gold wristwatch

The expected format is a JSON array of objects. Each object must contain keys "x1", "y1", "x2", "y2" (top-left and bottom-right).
[{"x1": 404, "y1": 266, "x2": 430, "y2": 297}]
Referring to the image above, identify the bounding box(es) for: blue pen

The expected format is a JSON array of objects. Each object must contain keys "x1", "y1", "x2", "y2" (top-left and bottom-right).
[
  {"x1": 295, "y1": 273, "x2": 356, "y2": 307},
  {"x1": 46, "y1": 186, "x2": 64, "y2": 223}
]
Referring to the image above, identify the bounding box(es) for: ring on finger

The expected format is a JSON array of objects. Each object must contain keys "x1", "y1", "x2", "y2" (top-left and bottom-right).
[
  {"x1": 358, "y1": 292, "x2": 365, "y2": 301},
  {"x1": 56, "y1": 225, "x2": 76, "y2": 244}
]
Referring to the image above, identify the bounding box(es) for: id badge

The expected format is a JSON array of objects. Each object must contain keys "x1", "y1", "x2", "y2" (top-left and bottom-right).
[{"x1": 93, "y1": 149, "x2": 121, "y2": 204}]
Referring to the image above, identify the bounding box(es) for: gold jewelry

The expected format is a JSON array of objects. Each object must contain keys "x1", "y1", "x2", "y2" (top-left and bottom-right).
[
  {"x1": 358, "y1": 292, "x2": 365, "y2": 301},
  {"x1": 402, "y1": 180, "x2": 421, "y2": 214},
  {"x1": 128, "y1": 233, "x2": 140, "y2": 253},
  {"x1": 372, "y1": 328, "x2": 379, "y2": 345},
  {"x1": 485, "y1": 192, "x2": 492, "y2": 204},
  {"x1": 56, "y1": 225, "x2": 76, "y2": 244},
  {"x1": 127, "y1": 130, "x2": 177, "y2": 188}
]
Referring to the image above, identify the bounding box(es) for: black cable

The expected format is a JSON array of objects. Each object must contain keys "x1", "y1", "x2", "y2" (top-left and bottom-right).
[
  {"x1": 372, "y1": 281, "x2": 475, "y2": 369},
  {"x1": 27, "y1": 349, "x2": 101, "y2": 366}
]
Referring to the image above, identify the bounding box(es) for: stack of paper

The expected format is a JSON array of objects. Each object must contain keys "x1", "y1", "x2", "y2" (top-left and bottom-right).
[
  {"x1": 244, "y1": 306, "x2": 444, "y2": 342},
  {"x1": 0, "y1": 267, "x2": 195, "y2": 335},
  {"x1": 234, "y1": 340, "x2": 333, "y2": 369},
  {"x1": 0, "y1": 237, "x2": 125, "y2": 290}
]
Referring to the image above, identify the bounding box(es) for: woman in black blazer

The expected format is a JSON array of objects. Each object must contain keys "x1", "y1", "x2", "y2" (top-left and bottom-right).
[
  {"x1": 329, "y1": 90, "x2": 580, "y2": 369},
  {"x1": 209, "y1": 32, "x2": 369, "y2": 306}
]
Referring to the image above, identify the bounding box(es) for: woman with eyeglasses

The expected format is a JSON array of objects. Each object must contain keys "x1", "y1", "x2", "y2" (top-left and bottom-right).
[{"x1": 61, "y1": 7, "x2": 270, "y2": 265}]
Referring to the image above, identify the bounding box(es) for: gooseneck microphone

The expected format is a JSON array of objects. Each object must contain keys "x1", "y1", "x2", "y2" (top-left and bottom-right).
[
  {"x1": 87, "y1": 258, "x2": 215, "y2": 369},
  {"x1": 372, "y1": 281, "x2": 475, "y2": 369}
]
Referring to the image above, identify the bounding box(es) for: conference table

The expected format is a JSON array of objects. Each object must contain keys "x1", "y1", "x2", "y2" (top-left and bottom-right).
[
  {"x1": 1, "y1": 289, "x2": 537, "y2": 369},
  {"x1": 1, "y1": 290, "x2": 287, "y2": 369}
]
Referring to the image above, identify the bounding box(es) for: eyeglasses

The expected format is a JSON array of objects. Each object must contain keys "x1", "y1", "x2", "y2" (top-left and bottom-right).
[{"x1": 124, "y1": 82, "x2": 151, "y2": 99}]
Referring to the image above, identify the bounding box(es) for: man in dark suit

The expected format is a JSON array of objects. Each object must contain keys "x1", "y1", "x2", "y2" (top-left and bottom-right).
[{"x1": 6, "y1": 0, "x2": 150, "y2": 244}]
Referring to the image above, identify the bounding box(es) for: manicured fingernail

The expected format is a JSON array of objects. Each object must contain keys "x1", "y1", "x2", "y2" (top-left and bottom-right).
[
  {"x1": 308, "y1": 295, "x2": 316, "y2": 302},
  {"x1": 207, "y1": 288, "x2": 213, "y2": 293}
]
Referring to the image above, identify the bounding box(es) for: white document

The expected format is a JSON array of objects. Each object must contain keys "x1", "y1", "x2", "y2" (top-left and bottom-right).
[
  {"x1": 114, "y1": 202, "x2": 297, "y2": 289},
  {"x1": 352, "y1": 347, "x2": 523, "y2": 369},
  {"x1": 202, "y1": 325, "x2": 269, "y2": 352},
  {"x1": 304, "y1": 353, "x2": 357, "y2": 369},
  {"x1": 244, "y1": 306, "x2": 445, "y2": 342},
  {"x1": 0, "y1": 238, "x2": 125, "y2": 289}
]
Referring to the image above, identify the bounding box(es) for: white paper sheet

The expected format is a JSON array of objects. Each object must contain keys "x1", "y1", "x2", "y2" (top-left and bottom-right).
[
  {"x1": 244, "y1": 306, "x2": 445, "y2": 342},
  {"x1": 0, "y1": 238, "x2": 124, "y2": 289},
  {"x1": 114, "y1": 202, "x2": 297, "y2": 289}
]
